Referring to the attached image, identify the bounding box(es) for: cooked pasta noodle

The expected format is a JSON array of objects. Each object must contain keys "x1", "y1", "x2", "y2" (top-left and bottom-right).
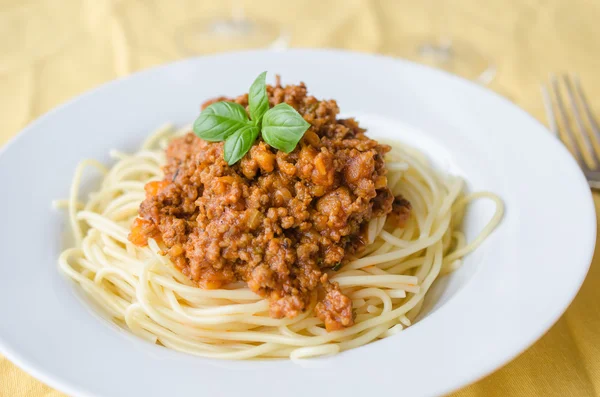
[{"x1": 56, "y1": 124, "x2": 503, "y2": 359}]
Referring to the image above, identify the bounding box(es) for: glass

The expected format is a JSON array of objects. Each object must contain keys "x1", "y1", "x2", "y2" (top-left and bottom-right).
[
  {"x1": 384, "y1": 1, "x2": 495, "y2": 84},
  {"x1": 397, "y1": 36, "x2": 496, "y2": 84},
  {"x1": 176, "y1": 1, "x2": 289, "y2": 55}
]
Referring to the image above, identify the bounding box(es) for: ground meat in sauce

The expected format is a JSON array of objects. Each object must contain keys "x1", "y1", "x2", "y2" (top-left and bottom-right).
[
  {"x1": 129, "y1": 79, "x2": 405, "y2": 331},
  {"x1": 389, "y1": 196, "x2": 412, "y2": 228}
]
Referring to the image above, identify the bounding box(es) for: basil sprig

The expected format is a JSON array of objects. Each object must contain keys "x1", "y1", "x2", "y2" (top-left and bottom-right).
[
  {"x1": 193, "y1": 102, "x2": 249, "y2": 142},
  {"x1": 193, "y1": 72, "x2": 311, "y2": 165},
  {"x1": 262, "y1": 103, "x2": 312, "y2": 153},
  {"x1": 224, "y1": 124, "x2": 259, "y2": 165},
  {"x1": 248, "y1": 71, "x2": 269, "y2": 125}
]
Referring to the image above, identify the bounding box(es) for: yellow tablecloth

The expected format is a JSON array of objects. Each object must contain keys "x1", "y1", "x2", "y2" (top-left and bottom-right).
[{"x1": 1, "y1": 0, "x2": 599, "y2": 395}]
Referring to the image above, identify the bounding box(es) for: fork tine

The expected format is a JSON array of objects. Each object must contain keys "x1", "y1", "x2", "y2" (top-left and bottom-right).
[
  {"x1": 550, "y1": 74, "x2": 584, "y2": 165},
  {"x1": 541, "y1": 84, "x2": 559, "y2": 137},
  {"x1": 563, "y1": 74, "x2": 597, "y2": 168},
  {"x1": 573, "y1": 74, "x2": 600, "y2": 147}
]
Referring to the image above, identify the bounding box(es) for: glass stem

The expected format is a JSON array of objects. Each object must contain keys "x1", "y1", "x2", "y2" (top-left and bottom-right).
[{"x1": 433, "y1": 0, "x2": 452, "y2": 51}]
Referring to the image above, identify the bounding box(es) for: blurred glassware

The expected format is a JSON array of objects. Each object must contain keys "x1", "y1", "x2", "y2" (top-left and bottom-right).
[
  {"x1": 397, "y1": 36, "x2": 496, "y2": 84},
  {"x1": 0, "y1": 0, "x2": 72, "y2": 73},
  {"x1": 176, "y1": 1, "x2": 289, "y2": 55},
  {"x1": 378, "y1": 1, "x2": 495, "y2": 84}
]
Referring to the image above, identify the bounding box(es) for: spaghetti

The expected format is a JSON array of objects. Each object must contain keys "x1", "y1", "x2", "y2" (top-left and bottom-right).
[{"x1": 57, "y1": 124, "x2": 503, "y2": 360}]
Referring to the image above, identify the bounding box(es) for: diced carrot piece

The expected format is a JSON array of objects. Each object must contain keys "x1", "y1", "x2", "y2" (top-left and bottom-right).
[
  {"x1": 129, "y1": 218, "x2": 150, "y2": 246},
  {"x1": 144, "y1": 180, "x2": 170, "y2": 197}
]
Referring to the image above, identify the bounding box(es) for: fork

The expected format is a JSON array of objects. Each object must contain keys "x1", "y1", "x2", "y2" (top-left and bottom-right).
[{"x1": 541, "y1": 74, "x2": 600, "y2": 189}]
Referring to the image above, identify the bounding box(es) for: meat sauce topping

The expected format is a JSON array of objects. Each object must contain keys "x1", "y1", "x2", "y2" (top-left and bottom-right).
[{"x1": 129, "y1": 79, "x2": 407, "y2": 331}]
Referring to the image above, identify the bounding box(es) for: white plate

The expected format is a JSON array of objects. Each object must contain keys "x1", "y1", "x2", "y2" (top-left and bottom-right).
[{"x1": 0, "y1": 49, "x2": 595, "y2": 397}]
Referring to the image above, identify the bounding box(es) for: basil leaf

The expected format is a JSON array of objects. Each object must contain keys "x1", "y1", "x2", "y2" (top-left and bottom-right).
[
  {"x1": 248, "y1": 71, "x2": 269, "y2": 125},
  {"x1": 261, "y1": 103, "x2": 311, "y2": 153},
  {"x1": 193, "y1": 102, "x2": 250, "y2": 142},
  {"x1": 223, "y1": 124, "x2": 259, "y2": 165}
]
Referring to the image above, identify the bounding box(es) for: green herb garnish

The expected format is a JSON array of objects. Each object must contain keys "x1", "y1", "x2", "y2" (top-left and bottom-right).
[
  {"x1": 332, "y1": 263, "x2": 342, "y2": 271},
  {"x1": 262, "y1": 104, "x2": 311, "y2": 153},
  {"x1": 193, "y1": 72, "x2": 311, "y2": 165},
  {"x1": 248, "y1": 71, "x2": 269, "y2": 125}
]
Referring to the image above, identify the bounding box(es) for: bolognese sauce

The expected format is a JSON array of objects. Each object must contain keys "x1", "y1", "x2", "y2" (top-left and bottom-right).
[{"x1": 129, "y1": 79, "x2": 401, "y2": 331}]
